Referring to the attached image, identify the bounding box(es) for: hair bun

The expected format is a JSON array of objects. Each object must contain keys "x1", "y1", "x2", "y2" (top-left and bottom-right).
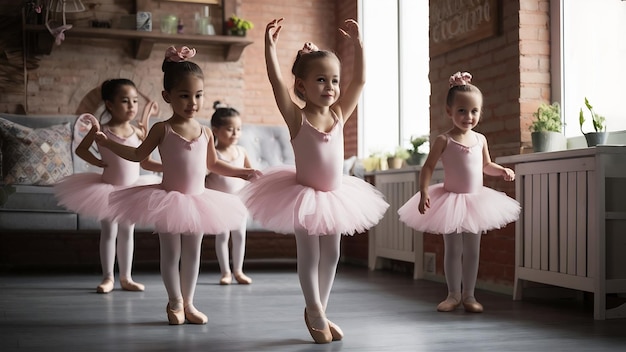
[{"x1": 213, "y1": 101, "x2": 228, "y2": 110}]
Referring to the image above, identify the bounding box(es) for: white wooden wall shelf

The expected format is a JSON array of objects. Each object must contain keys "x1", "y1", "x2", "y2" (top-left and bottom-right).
[{"x1": 23, "y1": 24, "x2": 252, "y2": 61}]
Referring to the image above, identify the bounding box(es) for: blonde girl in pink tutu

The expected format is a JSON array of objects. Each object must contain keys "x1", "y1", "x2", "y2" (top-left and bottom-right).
[
  {"x1": 239, "y1": 19, "x2": 388, "y2": 344},
  {"x1": 398, "y1": 72, "x2": 520, "y2": 313},
  {"x1": 96, "y1": 46, "x2": 260, "y2": 325},
  {"x1": 54, "y1": 78, "x2": 162, "y2": 294},
  {"x1": 205, "y1": 101, "x2": 252, "y2": 285}
]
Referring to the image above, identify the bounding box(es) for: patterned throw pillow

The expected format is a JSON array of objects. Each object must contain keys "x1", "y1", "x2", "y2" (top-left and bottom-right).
[{"x1": 0, "y1": 118, "x2": 73, "y2": 185}]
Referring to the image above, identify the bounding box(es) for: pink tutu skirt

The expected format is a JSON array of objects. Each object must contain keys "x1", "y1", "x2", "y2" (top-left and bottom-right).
[
  {"x1": 398, "y1": 184, "x2": 520, "y2": 234},
  {"x1": 238, "y1": 166, "x2": 389, "y2": 236},
  {"x1": 54, "y1": 173, "x2": 161, "y2": 221},
  {"x1": 107, "y1": 185, "x2": 248, "y2": 235}
]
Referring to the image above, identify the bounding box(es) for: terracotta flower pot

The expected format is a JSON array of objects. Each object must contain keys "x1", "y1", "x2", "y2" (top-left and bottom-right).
[{"x1": 387, "y1": 157, "x2": 404, "y2": 169}]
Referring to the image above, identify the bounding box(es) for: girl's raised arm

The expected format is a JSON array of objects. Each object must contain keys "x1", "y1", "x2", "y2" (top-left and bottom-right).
[
  {"x1": 335, "y1": 19, "x2": 365, "y2": 123},
  {"x1": 265, "y1": 18, "x2": 300, "y2": 136},
  {"x1": 74, "y1": 114, "x2": 105, "y2": 168}
]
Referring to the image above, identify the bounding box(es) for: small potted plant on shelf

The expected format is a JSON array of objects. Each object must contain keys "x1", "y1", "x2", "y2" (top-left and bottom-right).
[
  {"x1": 405, "y1": 135, "x2": 429, "y2": 166},
  {"x1": 529, "y1": 102, "x2": 566, "y2": 152},
  {"x1": 386, "y1": 146, "x2": 410, "y2": 169},
  {"x1": 225, "y1": 15, "x2": 253, "y2": 36},
  {"x1": 579, "y1": 97, "x2": 608, "y2": 147}
]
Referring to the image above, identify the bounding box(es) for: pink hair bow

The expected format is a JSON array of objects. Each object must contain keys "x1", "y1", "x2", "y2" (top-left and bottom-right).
[
  {"x1": 449, "y1": 71, "x2": 472, "y2": 87},
  {"x1": 298, "y1": 42, "x2": 319, "y2": 56},
  {"x1": 165, "y1": 46, "x2": 197, "y2": 62}
]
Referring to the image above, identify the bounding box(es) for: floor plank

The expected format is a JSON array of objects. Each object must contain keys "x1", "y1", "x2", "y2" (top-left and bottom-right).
[{"x1": 1, "y1": 264, "x2": 625, "y2": 351}]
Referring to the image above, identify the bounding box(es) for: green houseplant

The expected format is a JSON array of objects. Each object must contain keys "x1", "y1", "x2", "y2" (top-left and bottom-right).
[
  {"x1": 529, "y1": 102, "x2": 566, "y2": 152},
  {"x1": 405, "y1": 135, "x2": 428, "y2": 165},
  {"x1": 579, "y1": 97, "x2": 608, "y2": 146},
  {"x1": 225, "y1": 15, "x2": 253, "y2": 36}
]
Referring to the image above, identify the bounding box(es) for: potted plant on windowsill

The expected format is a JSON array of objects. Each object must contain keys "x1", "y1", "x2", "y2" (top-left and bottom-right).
[
  {"x1": 386, "y1": 146, "x2": 410, "y2": 169},
  {"x1": 579, "y1": 97, "x2": 608, "y2": 147},
  {"x1": 530, "y1": 102, "x2": 566, "y2": 152},
  {"x1": 405, "y1": 135, "x2": 428, "y2": 166}
]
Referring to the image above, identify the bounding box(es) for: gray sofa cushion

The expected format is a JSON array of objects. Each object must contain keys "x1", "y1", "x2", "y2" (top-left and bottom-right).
[{"x1": 236, "y1": 123, "x2": 294, "y2": 169}]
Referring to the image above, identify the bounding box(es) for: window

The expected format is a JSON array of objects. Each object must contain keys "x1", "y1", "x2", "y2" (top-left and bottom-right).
[
  {"x1": 555, "y1": 0, "x2": 626, "y2": 137},
  {"x1": 359, "y1": 0, "x2": 430, "y2": 157}
]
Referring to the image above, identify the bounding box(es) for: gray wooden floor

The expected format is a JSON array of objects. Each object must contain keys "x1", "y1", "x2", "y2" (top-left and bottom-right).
[{"x1": 1, "y1": 264, "x2": 625, "y2": 352}]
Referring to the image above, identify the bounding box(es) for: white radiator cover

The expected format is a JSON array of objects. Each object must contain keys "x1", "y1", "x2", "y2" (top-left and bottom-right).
[{"x1": 368, "y1": 167, "x2": 444, "y2": 279}]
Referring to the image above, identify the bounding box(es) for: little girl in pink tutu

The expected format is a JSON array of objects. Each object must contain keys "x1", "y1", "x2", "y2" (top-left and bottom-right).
[
  {"x1": 398, "y1": 71, "x2": 521, "y2": 313},
  {"x1": 205, "y1": 101, "x2": 253, "y2": 285},
  {"x1": 54, "y1": 78, "x2": 162, "y2": 294},
  {"x1": 239, "y1": 18, "x2": 388, "y2": 344},
  {"x1": 96, "y1": 46, "x2": 260, "y2": 325}
]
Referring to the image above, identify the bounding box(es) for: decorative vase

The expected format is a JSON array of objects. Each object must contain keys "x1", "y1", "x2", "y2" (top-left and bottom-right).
[
  {"x1": 531, "y1": 131, "x2": 567, "y2": 153},
  {"x1": 584, "y1": 132, "x2": 609, "y2": 147}
]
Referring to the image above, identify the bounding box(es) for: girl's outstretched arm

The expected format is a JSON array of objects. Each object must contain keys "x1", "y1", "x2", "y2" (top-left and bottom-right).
[
  {"x1": 139, "y1": 151, "x2": 163, "y2": 173},
  {"x1": 480, "y1": 134, "x2": 515, "y2": 181},
  {"x1": 134, "y1": 120, "x2": 163, "y2": 172},
  {"x1": 335, "y1": 19, "x2": 365, "y2": 123},
  {"x1": 265, "y1": 18, "x2": 300, "y2": 136},
  {"x1": 74, "y1": 114, "x2": 105, "y2": 168},
  {"x1": 204, "y1": 127, "x2": 260, "y2": 180},
  {"x1": 96, "y1": 121, "x2": 165, "y2": 162}
]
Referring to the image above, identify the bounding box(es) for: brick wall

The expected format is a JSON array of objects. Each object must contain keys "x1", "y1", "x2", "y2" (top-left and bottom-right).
[
  {"x1": 426, "y1": 0, "x2": 550, "y2": 286},
  {"x1": 1, "y1": 0, "x2": 337, "y2": 123}
]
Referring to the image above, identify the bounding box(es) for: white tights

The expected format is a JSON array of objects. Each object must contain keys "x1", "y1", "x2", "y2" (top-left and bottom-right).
[
  {"x1": 443, "y1": 232, "x2": 481, "y2": 301},
  {"x1": 159, "y1": 233, "x2": 203, "y2": 311},
  {"x1": 215, "y1": 220, "x2": 247, "y2": 275},
  {"x1": 100, "y1": 219, "x2": 135, "y2": 281},
  {"x1": 295, "y1": 226, "x2": 341, "y2": 329}
]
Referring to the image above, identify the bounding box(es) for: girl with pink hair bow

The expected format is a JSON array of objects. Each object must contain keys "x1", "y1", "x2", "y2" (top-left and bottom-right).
[
  {"x1": 96, "y1": 46, "x2": 260, "y2": 325},
  {"x1": 398, "y1": 72, "x2": 520, "y2": 313},
  {"x1": 238, "y1": 18, "x2": 388, "y2": 344}
]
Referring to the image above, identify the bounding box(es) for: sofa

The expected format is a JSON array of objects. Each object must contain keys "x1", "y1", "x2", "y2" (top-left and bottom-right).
[{"x1": 0, "y1": 112, "x2": 295, "y2": 233}]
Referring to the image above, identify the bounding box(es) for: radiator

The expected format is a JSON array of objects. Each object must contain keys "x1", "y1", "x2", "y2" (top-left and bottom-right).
[
  {"x1": 506, "y1": 147, "x2": 626, "y2": 320},
  {"x1": 368, "y1": 167, "x2": 444, "y2": 279}
]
